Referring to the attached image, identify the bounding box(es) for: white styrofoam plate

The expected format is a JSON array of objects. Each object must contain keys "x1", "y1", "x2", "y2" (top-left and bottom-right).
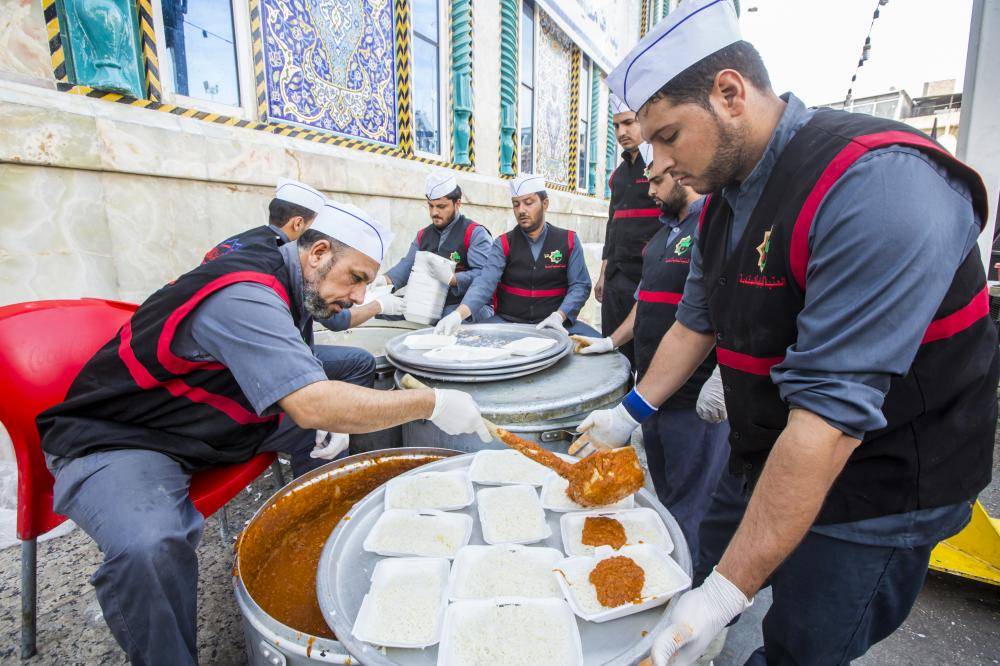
[
  {"x1": 352, "y1": 557, "x2": 450, "y2": 649},
  {"x1": 437, "y1": 597, "x2": 583, "y2": 666},
  {"x1": 468, "y1": 449, "x2": 551, "y2": 487},
  {"x1": 447, "y1": 544, "x2": 564, "y2": 601},
  {"x1": 384, "y1": 470, "x2": 474, "y2": 512},
  {"x1": 476, "y1": 485, "x2": 551, "y2": 545},
  {"x1": 553, "y1": 544, "x2": 691, "y2": 623},
  {"x1": 363, "y1": 509, "x2": 473, "y2": 558},
  {"x1": 560, "y1": 507, "x2": 674, "y2": 557}
]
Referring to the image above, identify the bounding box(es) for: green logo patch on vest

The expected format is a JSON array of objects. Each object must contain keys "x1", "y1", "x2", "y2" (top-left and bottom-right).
[
  {"x1": 756, "y1": 229, "x2": 772, "y2": 272},
  {"x1": 674, "y1": 235, "x2": 692, "y2": 256},
  {"x1": 545, "y1": 249, "x2": 564, "y2": 264},
  {"x1": 449, "y1": 251, "x2": 461, "y2": 263}
]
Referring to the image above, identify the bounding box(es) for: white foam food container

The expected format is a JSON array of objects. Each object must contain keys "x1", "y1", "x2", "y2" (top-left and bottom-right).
[
  {"x1": 363, "y1": 509, "x2": 473, "y2": 558},
  {"x1": 437, "y1": 597, "x2": 583, "y2": 666},
  {"x1": 476, "y1": 484, "x2": 552, "y2": 545},
  {"x1": 560, "y1": 507, "x2": 674, "y2": 557},
  {"x1": 447, "y1": 544, "x2": 564, "y2": 600},
  {"x1": 540, "y1": 472, "x2": 636, "y2": 512},
  {"x1": 384, "y1": 469, "x2": 475, "y2": 511},
  {"x1": 351, "y1": 557, "x2": 450, "y2": 649},
  {"x1": 468, "y1": 449, "x2": 551, "y2": 486},
  {"x1": 553, "y1": 544, "x2": 691, "y2": 623}
]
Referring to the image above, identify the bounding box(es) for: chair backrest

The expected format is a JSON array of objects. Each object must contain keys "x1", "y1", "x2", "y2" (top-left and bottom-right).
[{"x1": 0, "y1": 299, "x2": 137, "y2": 539}]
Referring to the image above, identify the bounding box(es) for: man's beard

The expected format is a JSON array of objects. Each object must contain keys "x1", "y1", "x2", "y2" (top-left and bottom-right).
[
  {"x1": 303, "y1": 257, "x2": 350, "y2": 319},
  {"x1": 695, "y1": 115, "x2": 747, "y2": 194},
  {"x1": 659, "y1": 183, "x2": 689, "y2": 219}
]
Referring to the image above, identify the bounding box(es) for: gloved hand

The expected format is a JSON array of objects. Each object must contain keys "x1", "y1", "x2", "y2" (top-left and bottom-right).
[
  {"x1": 651, "y1": 569, "x2": 752, "y2": 666},
  {"x1": 435, "y1": 309, "x2": 465, "y2": 335},
  {"x1": 427, "y1": 259, "x2": 456, "y2": 286},
  {"x1": 695, "y1": 367, "x2": 727, "y2": 423},
  {"x1": 575, "y1": 403, "x2": 640, "y2": 453},
  {"x1": 371, "y1": 275, "x2": 389, "y2": 289},
  {"x1": 535, "y1": 311, "x2": 565, "y2": 332},
  {"x1": 430, "y1": 389, "x2": 492, "y2": 442},
  {"x1": 310, "y1": 430, "x2": 350, "y2": 460},
  {"x1": 375, "y1": 293, "x2": 405, "y2": 316},
  {"x1": 572, "y1": 335, "x2": 614, "y2": 355}
]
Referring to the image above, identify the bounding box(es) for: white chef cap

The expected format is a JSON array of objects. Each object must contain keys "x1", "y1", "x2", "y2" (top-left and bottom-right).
[
  {"x1": 608, "y1": 0, "x2": 741, "y2": 112},
  {"x1": 609, "y1": 93, "x2": 632, "y2": 116},
  {"x1": 274, "y1": 178, "x2": 325, "y2": 214},
  {"x1": 311, "y1": 201, "x2": 394, "y2": 264},
  {"x1": 509, "y1": 173, "x2": 547, "y2": 198},
  {"x1": 425, "y1": 171, "x2": 459, "y2": 200}
]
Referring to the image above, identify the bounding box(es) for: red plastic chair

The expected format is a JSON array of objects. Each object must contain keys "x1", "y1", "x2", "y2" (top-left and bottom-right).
[{"x1": 0, "y1": 299, "x2": 282, "y2": 658}]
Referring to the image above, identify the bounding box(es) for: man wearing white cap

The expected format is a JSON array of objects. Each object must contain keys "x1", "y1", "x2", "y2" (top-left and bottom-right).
[
  {"x1": 374, "y1": 171, "x2": 494, "y2": 320},
  {"x1": 435, "y1": 174, "x2": 597, "y2": 336},
  {"x1": 595, "y1": 94, "x2": 664, "y2": 372},
  {"x1": 203, "y1": 177, "x2": 324, "y2": 262},
  {"x1": 575, "y1": 1, "x2": 997, "y2": 664},
  {"x1": 38, "y1": 200, "x2": 492, "y2": 665}
]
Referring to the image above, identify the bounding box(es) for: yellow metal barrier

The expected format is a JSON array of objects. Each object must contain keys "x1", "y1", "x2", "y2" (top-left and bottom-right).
[{"x1": 929, "y1": 501, "x2": 1000, "y2": 586}]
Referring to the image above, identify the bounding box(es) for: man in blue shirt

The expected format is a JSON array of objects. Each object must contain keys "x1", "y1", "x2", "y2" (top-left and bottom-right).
[
  {"x1": 374, "y1": 171, "x2": 494, "y2": 321},
  {"x1": 436, "y1": 173, "x2": 597, "y2": 336},
  {"x1": 580, "y1": 2, "x2": 997, "y2": 664}
]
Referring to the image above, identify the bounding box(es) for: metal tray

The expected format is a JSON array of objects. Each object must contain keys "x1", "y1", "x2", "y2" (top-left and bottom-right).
[
  {"x1": 314, "y1": 319, "x2": 426, "y2": 371},
  {"x1": 389, "y1": 352, "x2": 565, "y2": 383},
  {"x1": 316, "y1": 454, "x2": 692, "y2": 666},
  {"x1": 385, "y1": 323, "x2": 570, "y2": 372}
]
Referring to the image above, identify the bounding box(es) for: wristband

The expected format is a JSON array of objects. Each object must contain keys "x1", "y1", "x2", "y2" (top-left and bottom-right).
[{"x1": 621, "y1": 388, "x2": 657, "y2": 423}]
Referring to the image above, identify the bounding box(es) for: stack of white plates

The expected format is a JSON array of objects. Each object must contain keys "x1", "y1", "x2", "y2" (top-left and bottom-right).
[{"x1": 404, "y1": 251, "x2": 453, "y2": 325}]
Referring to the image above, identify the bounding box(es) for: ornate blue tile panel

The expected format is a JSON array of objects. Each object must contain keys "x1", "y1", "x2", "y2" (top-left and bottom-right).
[{"x1": 260, "y1": 0, "x2": 398, "y2": 145}]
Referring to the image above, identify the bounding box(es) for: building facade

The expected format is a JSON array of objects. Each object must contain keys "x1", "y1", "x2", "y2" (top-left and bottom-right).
[{"x1": 0, "y1": 0, "x2": 657, "y2": 321}]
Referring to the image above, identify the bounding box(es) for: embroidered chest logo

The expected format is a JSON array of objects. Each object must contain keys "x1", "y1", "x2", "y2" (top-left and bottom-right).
[
  {"x1": 756, "y1": 229, "x2": 772, "y2": 272},
  {"x1": 449, "y1": 250, "x2": 461, "y2": 263},
  {"x1": 674, "y1": 235, "x2": 692, "y2": 256},
  {"x1": 544, "y1": 249, "x2": 564, "y2": 265}
]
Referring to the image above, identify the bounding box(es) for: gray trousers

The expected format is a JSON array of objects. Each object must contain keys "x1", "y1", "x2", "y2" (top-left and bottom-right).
[{"x1": 48, "y1": 344, "x2": 376, "y2": 665}]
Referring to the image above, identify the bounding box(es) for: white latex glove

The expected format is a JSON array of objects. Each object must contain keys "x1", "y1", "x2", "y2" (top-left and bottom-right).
[
  {"x1": 575, "y1": 403, "x2": 639, "y2": 453},
  {"x1": 535, "y1": 311, "x2": 565, "y2": 332},
  {"x1": 309, "y1": 430, "x2": 350, "y2": 460},
  {"x1": 427, "y1": 260, "x2": 456, "y2": 286},
  {"x1": 651, "y1": 569, "x2": 752, "y2": 666},
  {"x1": 435, "y1": 309, "x2": 465, "y2": 335},
  {"x1": 695, "y1": 367, "x2": 727, "y2": 423},
  {"x1": 573, "y1": 335, "x2": 614, "y2": 355},
  {"x1": 375, "y1": 293, "x2": 405, "y2": 316},
  {"x1": 430, "y1": 389, "x2": 491, "y2": 442},
  {"x1": 371, "y1": 275, "x2": 389, "y2": 289}
]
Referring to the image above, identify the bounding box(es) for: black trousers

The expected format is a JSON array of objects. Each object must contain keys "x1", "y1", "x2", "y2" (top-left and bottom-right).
[{"x1": 601, "y1": 271, "x2": 638, "y2": 372}]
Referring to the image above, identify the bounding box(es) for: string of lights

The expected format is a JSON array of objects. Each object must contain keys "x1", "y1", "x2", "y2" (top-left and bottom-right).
[{"x1": 843, "y1": 0, "x2": 890, "y2": 106}]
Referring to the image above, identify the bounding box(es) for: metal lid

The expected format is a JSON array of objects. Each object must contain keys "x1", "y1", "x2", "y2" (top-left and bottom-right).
[
  {"x1": 398, "y1": 352, "x2": 631, "y2": 424},
  {"x1": 314, "y1": 319, "x2": 426, "y2": 371}
]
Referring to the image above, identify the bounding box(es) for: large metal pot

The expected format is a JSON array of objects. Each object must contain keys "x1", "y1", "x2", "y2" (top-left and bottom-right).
[
  {"x1": 233, "y1": 447, "x2": 459, "y2": 666},
  {"x1": 314, "y1": 319, "x2": 427, "y2": 452},
  {"x1": 397, "y1": 352, "x2": 631, "y2": 453}
]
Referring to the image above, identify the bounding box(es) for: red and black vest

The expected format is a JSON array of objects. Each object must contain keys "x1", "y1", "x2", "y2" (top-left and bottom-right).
[
  {"x1": 634, "y1": 204, "x2": 716, "y2": 408},
  {"x1": 607, "y1": 152, "x2": 662, "y2": 284},
  {"x1": 202, "y1": 225, "x2": 284, "y2": 264},
  {"x1": 699, "y1": 109, "x2": 997, "y2": 524},
  {"x1": 416, "y1": 214, "x2": 487, "y2": 305},
  {"x1": 495, "y1": 224, "x2": 575, "y2": 325},
  {"x1": 38, "y1": 243, "x2": 299, "y2": 470}
]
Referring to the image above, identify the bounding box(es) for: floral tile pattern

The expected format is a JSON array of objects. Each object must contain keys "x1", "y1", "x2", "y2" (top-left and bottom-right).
[
  {"x1": 260, "y1": 0, "x2": 397, "y2": 145},
  {"x1": 534, "y1": 10, "x2": 573, "y2": 185}
]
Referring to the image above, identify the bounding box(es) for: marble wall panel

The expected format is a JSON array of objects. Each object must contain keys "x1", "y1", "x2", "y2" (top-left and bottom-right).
[
  {"x1": 535, "y1": 11, "x2": 573, "y2": 186},
  {"x1": 0, "y1": 164, "x2": 118, "y2": 305},
  {"x1": 101, "y1": 174, "x2": 223, "y2": 302},
  {"x1": 0, "y1": 97, "x2": 103, "y2": 170},
  {"x1": 261, "y1": 0, "x2": 398, "y2": 144},
  {"x1": 94, "y1": 116, "x2": 210, "y2": 181},
  {"x1": 0, "y1": 0, "x2": 54, "y2": 81}
]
